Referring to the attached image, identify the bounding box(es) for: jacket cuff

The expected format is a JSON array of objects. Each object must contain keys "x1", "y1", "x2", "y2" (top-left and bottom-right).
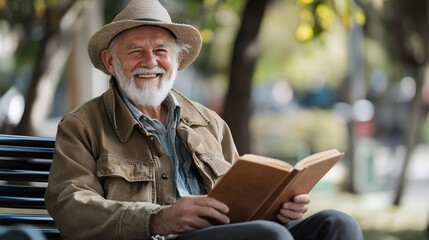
[{"x1": 120, "y1": 202, "x2": 162, "y2": 240}]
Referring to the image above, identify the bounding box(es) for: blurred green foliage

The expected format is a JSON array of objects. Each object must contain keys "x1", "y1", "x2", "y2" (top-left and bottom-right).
[
  {"x1": 0, "y1": 0, "x2": 119, "y2": 94},
  {"x1": 251, "y1": 109, "x2": 347, "y2": 161}
]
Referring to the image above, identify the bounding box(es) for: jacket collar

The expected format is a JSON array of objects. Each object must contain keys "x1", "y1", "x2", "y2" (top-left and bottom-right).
[
  {"x1": 171, "y1": 89, "x2": 212, "y2": 127},
  {"x1": 103, "y1": 79, "x2": 139, "y2": 143},
  {"x1": 103, "y1": 78, "x2": 212, "y2": 143}
]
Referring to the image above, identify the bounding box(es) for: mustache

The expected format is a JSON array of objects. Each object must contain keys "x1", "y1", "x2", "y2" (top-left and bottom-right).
[{"x1": 131, "y1": 67, "x2": 166, "y2": 75}]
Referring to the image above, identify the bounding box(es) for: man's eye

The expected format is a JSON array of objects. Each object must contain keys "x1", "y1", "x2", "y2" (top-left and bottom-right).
[{"x1": 128, "y1": 50, "x2": 142, "y2": 57}]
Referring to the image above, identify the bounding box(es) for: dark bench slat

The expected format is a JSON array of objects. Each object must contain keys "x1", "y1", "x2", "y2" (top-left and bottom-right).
[
  {"x1": 0, "y1": 214, "x2": 61, "y2": 239},
  {"x1": 0, "y1": 159, "x2": 51, "y2": 171},
  {"x1": 0, "y1": 145, "x2": 54, "y2": 159},
  {"x1": 0, "y1": 196, "x2": 46, "y2": 209},
  {"x1": 0, "y1": 134, "x2": 61, "y2": 239},
  {"x1": 0, "y1": 213, "x2": 54, "y2": 225},
  {"x1": 0, "y1": 227, "x2": 61, "y2": 240},
  {"x1": 40, "y1": 228, "x2": 62, "y2": 240},
  {"x1": 0, "y1": 185, "x2": 47, "y2": 208},
  {"x1": 0, "y1": 185, "x2": 46, "y2": 198},
  {"x1": 0, "y1": 134, "x2": 55, "y2": 148},
  {"x1": 0, "y1": 169, "x2": 50, "y2": 182}
]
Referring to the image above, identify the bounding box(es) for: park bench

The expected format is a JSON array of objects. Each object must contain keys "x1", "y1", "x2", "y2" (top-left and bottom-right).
[{"x1": 0, "y1": 133, "x2": 61, "y2": 239}]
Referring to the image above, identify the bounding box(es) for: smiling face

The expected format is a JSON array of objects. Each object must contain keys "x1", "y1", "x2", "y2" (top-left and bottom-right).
[{"x1": 102, "y1": 26, "x2": 179, "y2": 107}]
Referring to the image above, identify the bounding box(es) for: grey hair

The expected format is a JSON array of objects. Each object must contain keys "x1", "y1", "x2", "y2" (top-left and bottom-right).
[
  {"x1": 172, "y1": 40, "x2": 191, "y2": 58},
  {"x1": 108, "y1": 37, "x2": 119, "y2": 58}
]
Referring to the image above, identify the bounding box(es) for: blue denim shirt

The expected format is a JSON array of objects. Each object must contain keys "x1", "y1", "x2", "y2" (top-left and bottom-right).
[{"x1": 115, "y1": 83, "x2": 205, "y2": 197}]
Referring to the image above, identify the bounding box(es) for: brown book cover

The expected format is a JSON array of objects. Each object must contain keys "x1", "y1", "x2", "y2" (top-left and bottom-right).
[{"x1": 208, "y1": 149, "x2": 344, "y2": 223}]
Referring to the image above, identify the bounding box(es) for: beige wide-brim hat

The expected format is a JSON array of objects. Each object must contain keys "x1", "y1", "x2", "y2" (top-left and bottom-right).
[{"x1": 88, "y1": 0, "x2": 202, "y2": 75}]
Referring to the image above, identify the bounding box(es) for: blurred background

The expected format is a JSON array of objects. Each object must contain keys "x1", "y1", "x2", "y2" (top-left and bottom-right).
[{"x1": 0, "y1": 0, "x2": 428, "y2": 239}]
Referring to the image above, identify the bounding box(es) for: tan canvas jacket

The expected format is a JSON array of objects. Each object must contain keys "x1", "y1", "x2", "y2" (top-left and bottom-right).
[{"x1": 45, "y1": 81, "x2": 239, "y2": 240}]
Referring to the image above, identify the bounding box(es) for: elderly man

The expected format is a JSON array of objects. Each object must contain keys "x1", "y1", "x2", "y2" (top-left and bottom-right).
[{"x1": 45, "y1": 0, "x2": 363, "y2": 239}]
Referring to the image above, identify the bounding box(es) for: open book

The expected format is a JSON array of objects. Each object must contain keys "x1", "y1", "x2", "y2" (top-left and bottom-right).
[{"x1": 208, "y1": 149, "x2": 344, "y2": 223}]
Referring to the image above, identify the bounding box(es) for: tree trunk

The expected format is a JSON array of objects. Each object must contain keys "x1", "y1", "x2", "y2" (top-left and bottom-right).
[
  {"x1": 343, "y1": 20, "x2": 365, "y2": 193},
  {"x1": 389, "y1": 0, "x2": 428, "y2": 206},
  {"x1": 14, "y1": 1, "x2": 79, "y2": 136},
  {"x1": 426, "y1": 217, "x2": 429, "y2": 240},
  {"x1": 393, "y1": 66, "x2": 425, "y2": 205},
  {"x1": 222, "y1": 0, "x2": 271, "y2": 154},
  {"x1": 67, "y1": 0, "x2": 108, "y2": 111}
]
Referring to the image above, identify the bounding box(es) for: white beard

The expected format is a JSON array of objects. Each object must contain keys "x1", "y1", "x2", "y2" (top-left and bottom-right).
[{"x1": 113, "y1": 58, "x2": 178, "y2": 107}]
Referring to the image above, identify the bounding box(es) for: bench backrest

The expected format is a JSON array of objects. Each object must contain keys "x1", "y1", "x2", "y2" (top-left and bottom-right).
[{"x1": 0, "y1": 134, "x2": 61, "y2": 239}]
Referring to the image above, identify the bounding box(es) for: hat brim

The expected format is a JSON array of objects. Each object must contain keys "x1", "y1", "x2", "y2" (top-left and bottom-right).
[{"x1": 88, "y1": 20, "x2": 202, "y2": 75}]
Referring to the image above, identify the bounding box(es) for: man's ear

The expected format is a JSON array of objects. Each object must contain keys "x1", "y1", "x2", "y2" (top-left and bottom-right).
[{"x1": 102, "y1": 50, "x2": 116, "y2": 75}]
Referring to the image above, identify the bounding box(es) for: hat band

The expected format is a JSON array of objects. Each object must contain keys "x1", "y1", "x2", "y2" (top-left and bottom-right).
[
  {"x1": 135, "y1": 18, "x2": 162, "y2": 22},
  {"x1": 133, "y1": 18, "x2": 177, "y2": 39}
]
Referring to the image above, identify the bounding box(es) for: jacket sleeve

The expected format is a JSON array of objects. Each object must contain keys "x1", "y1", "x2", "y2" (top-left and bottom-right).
[{"x1": 44, "y1": 114, "x2": 160, "y2": 240}]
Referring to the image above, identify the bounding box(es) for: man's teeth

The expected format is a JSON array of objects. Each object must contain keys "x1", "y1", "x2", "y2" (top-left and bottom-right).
[{"x1": 136, "y1": 74, "x2": 157, "y2": 78}]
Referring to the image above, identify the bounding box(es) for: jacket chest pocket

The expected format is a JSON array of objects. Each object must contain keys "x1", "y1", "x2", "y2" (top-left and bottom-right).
[{"x1": 96, "y1": 155, "x2": 155, "y2": 202}]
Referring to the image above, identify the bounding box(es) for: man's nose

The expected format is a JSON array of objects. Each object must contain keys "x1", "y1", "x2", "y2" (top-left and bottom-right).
[{"x1": 140, "y1": 51, "x2": 157, "y2": 68}]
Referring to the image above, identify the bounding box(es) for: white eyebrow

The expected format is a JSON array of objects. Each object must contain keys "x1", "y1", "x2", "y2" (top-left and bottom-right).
[
  {"x1": 127, "y1": 44, "x2": 141, "y2": 50},
  {"x1": 127, "y1": 39, "x2": 172, "y2": 49}
]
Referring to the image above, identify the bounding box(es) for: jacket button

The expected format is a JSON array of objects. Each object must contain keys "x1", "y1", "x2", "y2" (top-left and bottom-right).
[{"x1": 161, "y1": 173, "x2": 169, "y2": 179}]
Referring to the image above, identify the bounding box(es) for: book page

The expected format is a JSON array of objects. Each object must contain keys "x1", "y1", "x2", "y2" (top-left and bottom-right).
[
  {"x1": 294, "y1": 149, "x2": 341, "y2": 169},
  {"x1": 240, "y1": 154, "x2": 293, "y2": 171}
]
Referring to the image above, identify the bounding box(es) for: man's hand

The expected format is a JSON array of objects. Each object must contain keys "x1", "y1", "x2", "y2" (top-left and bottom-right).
[
  {"x1": 149, "y1": 195, "x2": 230, "y2": 236},
  {"x1": 277, "y1": 194, "x2": 310, "y2": 224}
]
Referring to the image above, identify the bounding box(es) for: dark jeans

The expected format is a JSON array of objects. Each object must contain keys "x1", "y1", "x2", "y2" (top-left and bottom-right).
[{"x1": 177, "y1": 209, "x2": 363, "y2": 240}]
